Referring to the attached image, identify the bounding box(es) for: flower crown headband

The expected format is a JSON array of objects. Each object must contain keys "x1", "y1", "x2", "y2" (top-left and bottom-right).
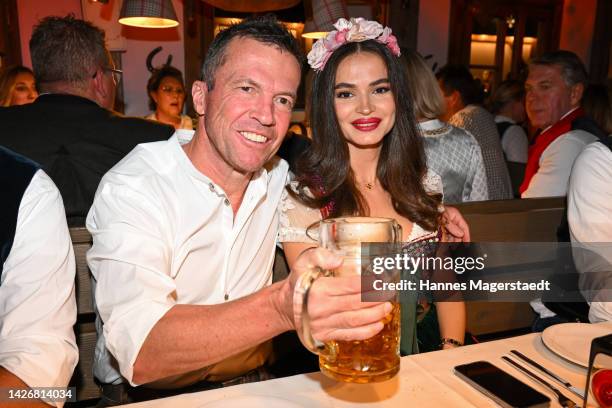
[{"x1": 307, "y1": 18, "x2": 401, "y2": 72}]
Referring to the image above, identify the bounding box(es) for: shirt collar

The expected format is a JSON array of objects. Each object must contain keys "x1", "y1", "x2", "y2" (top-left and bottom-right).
[
  {"x1": 495, "y1": 114, "x2": 515, "y2": 124},
  {"x1": 418, "y1": 118, "x2": 445, "y2": 131},
  {"x1": 540, "y1": 106, "x2": 580, "y2": 134},
  {"x1": 170, "y1": 132, "x2": 270, "y2": 198}
]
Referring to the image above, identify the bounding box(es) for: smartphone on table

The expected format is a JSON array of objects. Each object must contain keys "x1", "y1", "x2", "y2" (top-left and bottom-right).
[{"x1": 454, "y1": 361, "x2": 550, "y2": 408}]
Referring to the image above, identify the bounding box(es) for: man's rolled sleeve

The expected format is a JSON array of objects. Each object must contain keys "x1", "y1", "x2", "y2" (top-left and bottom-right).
[
  {"x1": 87, "y1": 182, "x2": 176, "y2": 385},
  {"x1": 0, "y1": 171, "x2": 78, "y2": 406}
]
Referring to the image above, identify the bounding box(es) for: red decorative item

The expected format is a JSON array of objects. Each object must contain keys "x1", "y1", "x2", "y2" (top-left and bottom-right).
[{"x1": 592, "y1": 369, "x2": 612, "y2": 408}]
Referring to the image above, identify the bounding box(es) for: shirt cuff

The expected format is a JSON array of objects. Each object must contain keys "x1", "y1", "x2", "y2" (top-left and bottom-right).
[
  {"x1": 103, "y1": 301, "x2": 174, "y2": 386},
  {"x1": 0, "y1": 336, "x2": 78, "y2": 407}
]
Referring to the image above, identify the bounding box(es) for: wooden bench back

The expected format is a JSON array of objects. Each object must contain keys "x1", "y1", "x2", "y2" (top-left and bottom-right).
[
  {"x1": 455, "y1": 197, "x2": 566, "y2": 335},
  {"x1": 69, "y1": 227, "x2": 98, "y2": 402}
]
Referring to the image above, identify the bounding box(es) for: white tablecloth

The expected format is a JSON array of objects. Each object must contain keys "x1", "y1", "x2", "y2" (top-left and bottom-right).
[{"x1": 126, "y1": 324, "x2": 611, "y2": 408}]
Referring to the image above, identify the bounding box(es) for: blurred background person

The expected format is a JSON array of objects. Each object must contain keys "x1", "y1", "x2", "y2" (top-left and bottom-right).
[
  {"x1": 404, "y1": 50, "x2": 488, "y2": 204},
  {"x1": 582, "y1": 83, "x2": 612, "y2": 136},
  {"x1": 0, "y1": 65, "x2": 38, "y2": 106},
  {"x1": 488, "y1": 79, "x2": 529, "y2": 196},
  {"x1": 145, "y1": 65, "x2": 193, "y2": 130},
  {"x1": 489, "y1": 80, "x2": 528, "y2": 163},
  {"x1": 437, "y1": 64, "x2": 512, "y2": 200},
  {"x1": 521, "y1": 50, "x2": 604, "y2": 199},
  {"x1": 0, "y1": 16, "x2": 173, "y2": 221}
]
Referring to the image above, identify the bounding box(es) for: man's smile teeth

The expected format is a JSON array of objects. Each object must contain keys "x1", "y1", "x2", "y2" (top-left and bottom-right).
[{"x1": 240, "y1": 131, "x2": 267, "y2": 143}]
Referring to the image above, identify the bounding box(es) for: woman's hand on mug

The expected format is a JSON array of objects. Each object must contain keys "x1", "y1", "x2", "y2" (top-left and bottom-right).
[{"x1": 441, "y1": 206, "x2": 470, "y2": 242}]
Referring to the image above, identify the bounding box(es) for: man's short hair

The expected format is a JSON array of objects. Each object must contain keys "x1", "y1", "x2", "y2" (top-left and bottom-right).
[
  {"x1": 529, "y1": 50, "x2": 588, "y2": 87},
  {"x1": 200, "y1": 15, "x2": 303, "y2": 90},
  {"x1": 30, "y1": 15, "x2": 108, "y2": 86},
  {"x1": 436, "y1": 64, "x2": 483, "y2": 105}
]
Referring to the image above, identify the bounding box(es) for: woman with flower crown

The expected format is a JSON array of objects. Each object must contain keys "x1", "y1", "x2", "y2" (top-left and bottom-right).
[{"x1": 278, "y1": 18, "x2": 466, "y2": 354}]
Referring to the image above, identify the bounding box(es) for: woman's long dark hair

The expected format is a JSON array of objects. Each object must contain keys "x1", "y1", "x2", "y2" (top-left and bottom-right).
[{"x1": 292, "y1": 40, "x2": 441, "y2": 231}]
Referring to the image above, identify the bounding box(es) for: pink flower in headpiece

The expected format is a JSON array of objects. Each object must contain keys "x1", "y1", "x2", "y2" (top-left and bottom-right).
[
  {"x1": 377, "y1": 27, "x2": 401, "y2": 56},
  {"x1": 378, "y1": 27, "x2": 392, "y2": 43},
  {"x1": 334, "y1": 30, "x2": 347, "y2": 45}
]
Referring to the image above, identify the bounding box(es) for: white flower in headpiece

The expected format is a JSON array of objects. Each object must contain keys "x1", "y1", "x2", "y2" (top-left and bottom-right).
[
  {"x1": 346, "y1": 18, "x2": 383, "y2": 42},
  {"x1": 307, "y1": 39, "x2": 329, "y2": 71},
  {"x1": 378, "y1": 26, "x2": 392, "y2": 43},
  {"x1": 333, "y1": 18, "x2": 352, "y2": 32}
]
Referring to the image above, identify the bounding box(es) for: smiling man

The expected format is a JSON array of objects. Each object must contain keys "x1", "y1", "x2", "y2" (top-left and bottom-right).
[
  {"x1": 520, "y1": 50, "x2": 604, "y2": 198},
  {"x1": 86, "y1": 16, "x2": 400, "y2": 406}
]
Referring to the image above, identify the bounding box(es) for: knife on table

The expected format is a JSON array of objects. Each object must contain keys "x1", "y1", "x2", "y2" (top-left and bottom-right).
[{"x1": 510, "y1": 349, "x2": 585, "y2": 399}]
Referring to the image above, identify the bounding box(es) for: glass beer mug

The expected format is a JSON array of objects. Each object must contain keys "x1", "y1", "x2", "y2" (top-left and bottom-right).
[{"x1": 294, "y1": 216, "x2": 403, "y2": 383}]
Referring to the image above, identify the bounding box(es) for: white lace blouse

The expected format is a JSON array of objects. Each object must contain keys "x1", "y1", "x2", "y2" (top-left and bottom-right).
[{"x1": 278, "y1": 171, "x2": 444, "y2": 244}]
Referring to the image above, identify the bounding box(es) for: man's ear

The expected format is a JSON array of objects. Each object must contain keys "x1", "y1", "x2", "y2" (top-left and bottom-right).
[
  {"x1": 450, "y1": 90, "x2": 463, "y2": 110},
  {"x1": 192, "y1": 80, "x2": 208, "y2": 117},
  {"x1": 91, "y1": 68, "x2": 111, "y2": 108},
  {"x1": 570, "y1": 82, "x2": 584, "y2": 107},
  {"x1": 150, "y1": 91, "x2": 159, "y2": 107}
]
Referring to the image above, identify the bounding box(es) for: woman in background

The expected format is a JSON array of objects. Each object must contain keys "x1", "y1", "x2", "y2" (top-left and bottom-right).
[
  {"x1": 488, "y1": 80, "x2": 529, "y2": 196},
  {"x1": 404, "y1": 50, "x2": 488, "y2": 204},
  {"x1": 0, "y1": 65, "x2": 38, "y2": 106},
  {"x1": 145, "y1": 66, "x2": 192, "y2": 130},
  {"x1": 488, "y1": 79, "x2": 529, "y2": 165},
  {"x1": 279, "y1": 18, "x2": 465, "y2": 355}
]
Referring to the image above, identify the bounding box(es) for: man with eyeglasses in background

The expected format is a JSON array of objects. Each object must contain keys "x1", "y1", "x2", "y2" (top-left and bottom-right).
[{"x1": 0, "y1": 15, "x2": 174, "y2": 222}]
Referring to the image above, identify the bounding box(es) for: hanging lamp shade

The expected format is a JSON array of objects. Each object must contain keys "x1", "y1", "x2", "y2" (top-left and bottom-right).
[
  {"x1": 302, "y1": 0, "x2": 348, "y2": 39},
  {"x1": 119, "y1": 0, "x2": 179, "y2": 28},
  {"x1": 202, "y1": 0, "x2": 300, "y2": 12}
]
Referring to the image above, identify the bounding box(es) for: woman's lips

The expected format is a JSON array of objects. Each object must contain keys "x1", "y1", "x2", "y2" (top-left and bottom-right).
[{"x1": 351, "y1": 117, "x2": 381, "y2": 131}]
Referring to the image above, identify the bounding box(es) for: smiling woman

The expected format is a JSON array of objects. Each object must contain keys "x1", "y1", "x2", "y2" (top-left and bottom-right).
[{"x1": 279, "y1": 18, "x2": 466, "y2": 358}]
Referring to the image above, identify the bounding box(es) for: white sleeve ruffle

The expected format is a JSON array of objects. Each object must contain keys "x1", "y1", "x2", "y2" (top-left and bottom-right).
[{"x1": 278, "y1": 181, "x2": 321, "y2": 244}]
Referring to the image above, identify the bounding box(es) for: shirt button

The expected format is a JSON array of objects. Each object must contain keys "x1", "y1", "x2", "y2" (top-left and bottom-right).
[
  {"x1": 224, "y1": 294, "x2": 229, "y2": 301},
  {"x1": 209, "y1": 183, "x2": 215, "y2": 192},
  {"x1": 224, "y1": 198, "x2": 230, "y2": 206}
]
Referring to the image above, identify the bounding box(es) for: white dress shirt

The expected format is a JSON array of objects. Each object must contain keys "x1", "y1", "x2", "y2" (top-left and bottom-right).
[
  {"x1": 86, "y1": 134, "x2": 289, "y2": 386},
  {"x1": 0, "y1": 170, "x2": 78, "y2": 407},
  {"x1": 522, "y1": 130, "x2": 597, "y2": 198},
  {"x1": 568, "y1": 141, "x2": 612, "y2": 323},
  {"x1": 494, "y1": 115, "x2": 528, "y2": 164},
  {"x1": 522, "y1": 108, "x2": 598, "y2": 198}
]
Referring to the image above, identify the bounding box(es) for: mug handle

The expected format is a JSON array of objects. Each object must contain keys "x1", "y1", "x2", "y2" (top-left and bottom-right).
[
  {"x1": 293, "y1": 266, "x2": 338, "y2": 361},
  {"x1": 392, "y1": 223, "x2": 403, "y2": 243}
]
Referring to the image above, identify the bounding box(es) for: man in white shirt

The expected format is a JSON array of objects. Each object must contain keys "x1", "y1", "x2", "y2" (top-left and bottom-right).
[
  {"x1": 0, "y1": 146, "x2": 78, "y2": 407},
  {"x1": 522, "y1": 51, "x2": 607, "y2": 328},
  {"x1": 520, "y1": 50, "x2": 603, "y2": 198},
  {"x1": 567, "y1": 138, "x2": 612, "y2": 323}
]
